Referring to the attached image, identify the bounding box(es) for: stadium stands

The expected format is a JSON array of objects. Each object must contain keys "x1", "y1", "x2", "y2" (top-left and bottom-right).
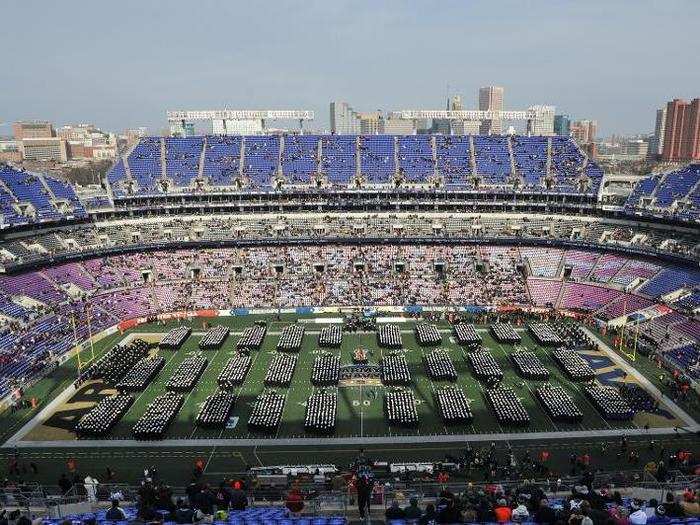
[
  {"x1": 165, "y1": 137, "x2": 203, "y2": 187},
  {"x1": 0, "y1": 165, "x2": 86, "y2": 227},
  {"x1": 0, "y1": 243, "x2": 693, "y2": 398},
  {"x1": 202, "y1": 135, "x2": 242, "y2": 186},
  {"x1": 359, "y1": 135, "x2": 395, "y2": 184},
  {"x1": 102, "y1": 134, "x2": 607, "y2": 194},
  {"x1": 625, "y1": 163, "x2": 700, "y2": 221}
]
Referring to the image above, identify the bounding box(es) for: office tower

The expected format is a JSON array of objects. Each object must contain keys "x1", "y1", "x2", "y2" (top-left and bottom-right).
[
  {"x1": 330, "y1": 101, "x2": 361, "y2": 134},
  {"x1": 478, "y1": 86, "x2": 504, "y2": 134},
  {"x1": 570, "y1": 120, "x2": 598, "y2": 144},
  {"x1": 12, "y1": 121, "x2": 55, "y2": 140},
  {"x1": 648, "y1": 107, "x2": 666, "y2": 158},
  {"x1": 554, "y1": 114, "x2": 571, "y2": 137},
  {"x1": 662, "y1": 98, "x2": 700, "y2": 161},
  {"x1": 527, "y1": 106, "x2": 555, "y2": 135}
]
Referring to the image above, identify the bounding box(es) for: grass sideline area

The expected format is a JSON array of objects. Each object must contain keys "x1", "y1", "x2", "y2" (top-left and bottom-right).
[{"x1": 1, "y1": 313, "x2": 698, "y2": 484}]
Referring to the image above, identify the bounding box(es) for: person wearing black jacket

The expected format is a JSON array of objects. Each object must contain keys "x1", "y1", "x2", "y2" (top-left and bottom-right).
[
  {"x1": 58, "y1": 473, "x2": 72, "y2": 494},
  {"x1": 534, "y1": 499, "x2": 557, "y2": 524},
  {"x1": 356, "y1": 474, "x2": 374, "y2": 520},
  {"x1": 229, "y1": 484, "x2": 248, "y2": 511}
]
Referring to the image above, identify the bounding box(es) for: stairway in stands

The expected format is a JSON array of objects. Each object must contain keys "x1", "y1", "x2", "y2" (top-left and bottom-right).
[
  {"x1": 277, "y1": 135, "x2": 285, "y2": 179},
  {"x1": 507, "y1": 136, "x2": 518, "y2": 176},
  {"x1": 468, "y1": 135, "x2": 477, "y2": 176},
  {"x1": 545, "y1": 137, "x2": 553, "y2": 177},
  {"x1": 238, "y1": 138, "x2": 246, "y2": 180},
  {"x1": 160, "y1": 138, "x2": 167, "y2": 181},
  {"x1": 198, "y1": 136, "x2": 207, "y2": 180}
]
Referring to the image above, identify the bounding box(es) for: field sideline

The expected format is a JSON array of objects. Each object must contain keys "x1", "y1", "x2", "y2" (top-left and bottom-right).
[{"x1": 8, "y1": 315, "x2": 692, "y2": 446}]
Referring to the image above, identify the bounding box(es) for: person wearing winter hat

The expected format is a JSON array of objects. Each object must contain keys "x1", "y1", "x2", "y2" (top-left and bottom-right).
[
  {"x1": 511, "y1": 503, "x2": 530, "y2": 523},
  {"x1": 629, "y1": 500, "x2": 648, "y2": 525},
  {"x1": 647, "y1": 504, "x2": 670, "y2": 525}
]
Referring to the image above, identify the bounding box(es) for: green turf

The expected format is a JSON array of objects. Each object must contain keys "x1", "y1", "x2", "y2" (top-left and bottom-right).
[{"x1": 17, "y1": 318, "x2": 650, "y2": 442}]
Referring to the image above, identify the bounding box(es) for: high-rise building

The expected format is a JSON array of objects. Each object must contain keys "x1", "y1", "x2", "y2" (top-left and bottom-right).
[
  {"x1": 553, "y1": 114, "x2": 571, "y2": 137},
  {"x1": 662, "y1": 98, "x2": 700, "y2": 162},
  {"x1": 570, "y1": 120, "x2": 597, "y2": 144},
  {"x1": 13, "y1": 121, "x2": 55, "y2": 140},
  {"x1": 648, "y1": 107, "x2": 667, "y2": 158},
  {"x1": 478, "y1": 86, "x2": 504, "y2": 134},
  {"x1": 357, "y1": 112, "x2": 382, "y2": 134},
  {"x1": 330, "y1": 101, "x2": 361, "y2": 134},
  {"x1": 527, "y1": 106, "x2": 555, "y2": 136}
]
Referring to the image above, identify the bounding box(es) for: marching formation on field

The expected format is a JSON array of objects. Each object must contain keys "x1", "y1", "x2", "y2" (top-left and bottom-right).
[{"x1": 72, "y1": 318, "x2": 648, "y2": 440}]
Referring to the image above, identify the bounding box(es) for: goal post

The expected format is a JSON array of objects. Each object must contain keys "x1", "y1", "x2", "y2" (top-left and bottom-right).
[{"x1": 73, "y1": 310, "x2": 97, "y2": 373}]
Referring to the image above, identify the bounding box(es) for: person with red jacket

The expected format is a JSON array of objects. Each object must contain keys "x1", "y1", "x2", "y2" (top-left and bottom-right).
[
  {"x1": 285, "y1": 487, "x2": 304, "y2": 515},
  {"x1": 494, "y1": 498, "x2": 512, "y2": 523}
]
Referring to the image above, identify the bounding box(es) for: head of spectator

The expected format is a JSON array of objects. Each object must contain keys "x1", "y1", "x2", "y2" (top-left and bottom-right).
[
  {"x1": 403, "y1": 497, "x2": 422, "y2": 520},
  {"x1": 385, "y1": 500, "x2": 405, "y2": 520}
]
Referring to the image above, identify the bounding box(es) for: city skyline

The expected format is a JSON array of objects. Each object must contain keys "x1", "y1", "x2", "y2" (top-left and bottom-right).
[{"x1": 2, "y1": 0, "x2": 699, "y2": 137}]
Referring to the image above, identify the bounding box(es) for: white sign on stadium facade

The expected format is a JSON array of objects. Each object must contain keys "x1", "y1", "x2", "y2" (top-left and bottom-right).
[
  {"x1": 389, "y1": 110, "x2": 539, "y2": 121},
  {"x1": 167, "y1": 110, "x2": 315, "y2": 121}
]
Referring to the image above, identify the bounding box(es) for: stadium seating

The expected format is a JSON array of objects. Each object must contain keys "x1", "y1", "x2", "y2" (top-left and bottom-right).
[
  {"x1": 549, "y1": 136, "x2": 586, "y2": 191},
  {"x1": 0, "y1": 232, "x2": 697, "y2": 399},
  {"x1": 103, "y1": 134, "x2": 607, "y2": 195},
  {"x1": 398, "y1": 135, "x2": 433, "y2": 182},
  {"x1": 126, "y1": 137, "x2": 163, "y2": 193},
  {"x1": 473, "y1": 136, "x2": 510, "y2": 185},
  {"x1": 625, "y1": 163, "x2": 700, "y2": 221},
  {"x1": 39, "y1": 506, "x2": 347, "y2": 525},
  {"x1": 359, "y1": 135, "x2": 395, "y2": 184},
  {"x1": 435, "y1": 135, "x2": 471, "y2": 185},
  {"x1": 0, "y1": 165, "x2": 85, "y2": 228},
  {"x1": 243, "y1": 136, "x2": 279, "y2": 187},
  {"x1": 165, "y1": 137, "x2": 203, "y2": 187},
  {"x1": 202, "y1": 135, "x2": 242, "y2": 186},
  {"x1": 321, "y1": 136, "x2": 356, "y2": 185},
  {"x1": 282, "y1": 135, "x2": 319, "y2": 184},
  {"x1": 511, "y1": 136, "x2": 548, "y2": 188},
  {"x1": 640, "y1": 267, "x2": 700, "y2": 298}
]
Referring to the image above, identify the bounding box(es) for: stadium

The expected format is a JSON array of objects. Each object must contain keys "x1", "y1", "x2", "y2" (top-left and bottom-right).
[{"x1": 0, "y1": 129, "x2": 699, "y2": 495}]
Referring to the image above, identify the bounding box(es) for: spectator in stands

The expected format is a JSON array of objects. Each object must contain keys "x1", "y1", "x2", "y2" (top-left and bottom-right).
[
  {"x1": 419, "y1": 503, "x2": 437, "y2": 525},
  {"x1": 175, "y1": 499, "x2": 194, "y2": 524},
  {"x1": 229, "y1": 481, "x2": 247, "y2": 511},
  {"x1": 57, "y1": 473, "x2": 71, "y2": 494},
  {"x1": 15, "y1": 515, "x2": 31, "y2": 525},
  {"x1": 214, "y1": 482, "x2": 231, "y2": 511},
  {"x1": 661, "y1": 493, "x2": 685, "y2": 518},
  {"x1": 534, "y1": 498, "x2": 556, "y2": 524},
  {"x1": 494, "y1": 498, "x2": 512, "y2": 523},
  {"x1": 646, "y1": 504, "x2": 669, "y2": 525},
  {"x1": 285, "y1": 485, "x2": 304, "y2": 516},
  {"x1": 629, "y1": 500, "x2": 648, "y2": 525},
  {"x1": 83, "y1": 474, "x2": 98, "y2": 503},
  {"x1": 385, "y1": 500, "x2": 405, "y2": 520},
  {"x1": 193, "y1": 484, "x2": 216, "y2": 515},
  {"x1": 681, "y1": 490, "x2": 699, "y2": 516},
  {"x1": 356, "y1": 473, "x2": 373, "y2": 520},
  {"x1": 403, "y1": 497, "x2": 422, "y2": 520},
  {"x1": 105, "y1": 499, "x2": 127, "y2": 521},
  {"x1": 511, "y1": 500, "x2": 530, "y2": 523}
]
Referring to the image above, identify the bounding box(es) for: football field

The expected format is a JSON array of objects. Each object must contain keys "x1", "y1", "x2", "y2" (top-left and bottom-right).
[{"x1": 12, "y1": 314, "x2": 686, "y2": 445}]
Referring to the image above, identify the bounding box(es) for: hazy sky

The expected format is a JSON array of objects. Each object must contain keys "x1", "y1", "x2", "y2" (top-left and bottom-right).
[{"x1": 3, "y1": 0, "x2": 699, "y2": 137}]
